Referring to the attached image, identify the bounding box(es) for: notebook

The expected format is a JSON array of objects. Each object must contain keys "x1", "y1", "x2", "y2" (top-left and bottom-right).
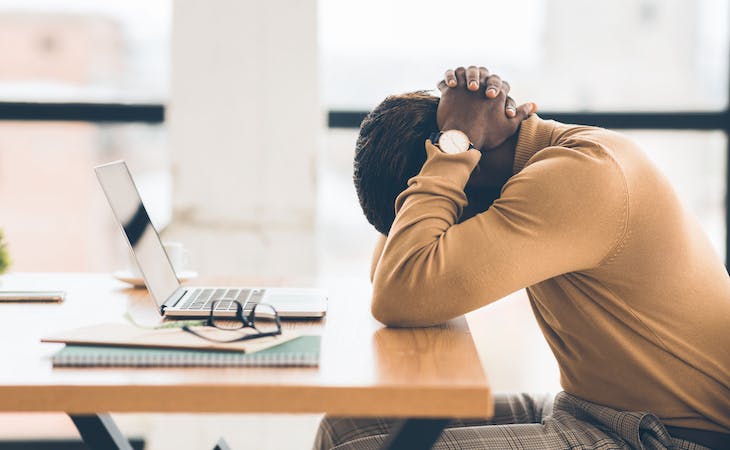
[
  {"x1": 42, "y1": 322, "x2": 296, "y2": 353},
  {"x1": 51, "y1": 335, "x2": 321, "y2": 368}
]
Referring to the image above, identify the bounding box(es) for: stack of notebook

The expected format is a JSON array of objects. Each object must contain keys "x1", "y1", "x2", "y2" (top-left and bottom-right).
[{"x1": 42, "y1": 323, "x2": 321, "y2": 368}]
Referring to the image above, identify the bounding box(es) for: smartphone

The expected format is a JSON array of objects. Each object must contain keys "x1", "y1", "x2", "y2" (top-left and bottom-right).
[{"x1": 0, "y1": 291, "x2": 66, "y2": 303}]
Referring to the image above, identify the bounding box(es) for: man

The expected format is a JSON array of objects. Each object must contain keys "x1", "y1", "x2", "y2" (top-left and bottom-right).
[{"x1": 314, "y1": 66, "x2": 730, "y2": 449}]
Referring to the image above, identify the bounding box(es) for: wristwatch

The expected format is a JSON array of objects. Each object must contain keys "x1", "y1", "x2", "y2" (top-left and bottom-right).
[{"x1": 429, "y1": 130, "x2": 478, "y2": 154}]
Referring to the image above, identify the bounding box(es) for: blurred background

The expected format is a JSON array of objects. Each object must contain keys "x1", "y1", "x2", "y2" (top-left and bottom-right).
[{"x1": 0, "y1": 0, "x2": 727, "y2": 448}]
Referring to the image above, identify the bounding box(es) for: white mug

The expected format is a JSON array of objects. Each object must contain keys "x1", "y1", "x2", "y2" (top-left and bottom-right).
[
  {"x1": 128, "y1": 241, "x2": 190, "y2": 277},
  {"x1": 163, "y1": 241, "x2": 190, "y2": 274}
]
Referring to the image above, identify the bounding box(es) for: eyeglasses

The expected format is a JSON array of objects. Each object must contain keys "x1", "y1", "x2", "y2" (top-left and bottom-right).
[{"x1": 181, "y1": 301, "x2": 282, "y2": 343}]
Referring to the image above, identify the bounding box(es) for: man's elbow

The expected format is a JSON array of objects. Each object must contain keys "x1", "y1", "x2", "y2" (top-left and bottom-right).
[
  {"x1": 371, "y1": 285, "x2": 445, "y2": 328},
  {"x1": 371, "y1": 262, "x2": 410, "y2": 326},
  {"x1": 371, "y1": 296, "x2": 409, "y2": 327},
  {"x1": 371, "y1": 252, "x2": 448, "y2": 327}
]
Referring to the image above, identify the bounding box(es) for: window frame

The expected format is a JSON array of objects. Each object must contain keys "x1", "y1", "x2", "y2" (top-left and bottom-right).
[
  {"x1": 328, "y1": 109, "x2": 730, "y2": 266},
  {"x1": 0, "y1": 66, "x2": 728, "y2": 265}
]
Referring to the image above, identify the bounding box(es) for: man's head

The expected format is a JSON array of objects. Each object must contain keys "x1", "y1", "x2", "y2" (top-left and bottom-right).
[{"x1": 353, "y1": 91, "x2": 439, "y2": 235}]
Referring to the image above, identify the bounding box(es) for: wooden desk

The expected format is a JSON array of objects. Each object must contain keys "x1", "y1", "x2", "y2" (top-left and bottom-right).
[{"x1": 0, "y1": 273, "x2": 491, "y2": 449}]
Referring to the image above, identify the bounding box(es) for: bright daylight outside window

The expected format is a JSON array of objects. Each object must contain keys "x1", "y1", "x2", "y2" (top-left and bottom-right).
[
  {"x1": 318, "y1": 0, "x2": 729, "y2": 266},
  {"x1": 0, "y1": 0, "x2": 171, "y2": 272},
  {"x1": 0, "y1": 0, "x2": 728, "y2": 274}
]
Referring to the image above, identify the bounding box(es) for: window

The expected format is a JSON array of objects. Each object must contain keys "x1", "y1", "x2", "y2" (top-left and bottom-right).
[
  {"x1": 320, "y1": 0, "x2": 728, "y2": 112},
  {"x1": 0, "y1": 0, "x2": 170, "y2": 103},
  {"x1": 0, "y1": 122, "x2": 168, "y2": 271},
  {"x1": 0, "y1": 0, "x2": 170, "y2": 271},
  {"x1": 319, "y1": 0, "x2": 730, "y2": 262},
  {"x1": 1, "y1": 0, "x2": 728, "y2": 273}
]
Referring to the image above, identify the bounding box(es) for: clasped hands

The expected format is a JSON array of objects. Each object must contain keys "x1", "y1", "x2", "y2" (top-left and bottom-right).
[{"x1": 437, "y1": 66, "x2": 536, "y2": 151}]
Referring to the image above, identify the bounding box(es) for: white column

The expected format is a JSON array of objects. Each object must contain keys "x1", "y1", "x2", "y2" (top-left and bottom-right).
[{"x1": 167, "y1": 0, "x2": 321, "y2": 278}]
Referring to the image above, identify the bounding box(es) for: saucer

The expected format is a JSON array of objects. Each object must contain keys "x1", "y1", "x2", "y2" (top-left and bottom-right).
[{"x1": 113, "y1": 270, "x2": 199, "y2": 288}]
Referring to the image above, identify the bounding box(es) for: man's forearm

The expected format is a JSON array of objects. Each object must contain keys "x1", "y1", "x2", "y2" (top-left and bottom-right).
[{"x1": 371, "y1": 119, "x2": 627, "y2": 327}]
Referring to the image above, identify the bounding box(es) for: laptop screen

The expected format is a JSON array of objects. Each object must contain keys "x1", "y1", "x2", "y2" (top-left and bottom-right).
[{"x1": 95, "y1": 161, "x2": 180, "y2": 309}]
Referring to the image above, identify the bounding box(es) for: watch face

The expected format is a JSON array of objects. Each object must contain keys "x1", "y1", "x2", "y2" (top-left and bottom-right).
[{"x1": 439, "y1": 130, "x2": 470, "y2": 154}]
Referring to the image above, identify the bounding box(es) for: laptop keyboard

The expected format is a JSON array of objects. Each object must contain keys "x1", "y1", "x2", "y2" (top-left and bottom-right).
[{"x1": 179, "y1": 288, "x2": 266, "y2": 312}]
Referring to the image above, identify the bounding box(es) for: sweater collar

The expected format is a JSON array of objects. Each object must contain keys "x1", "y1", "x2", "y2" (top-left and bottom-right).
[{"x1": 512, "y1": 115, "x2": 557, "y2": 174}]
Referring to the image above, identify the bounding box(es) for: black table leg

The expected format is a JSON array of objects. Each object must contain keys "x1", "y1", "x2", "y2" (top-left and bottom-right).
[
  {"x1": 69, "y1": 413, "x2": 447, "y2": 450},
  {"x1": 380, "y1": 418, "x2": 451, "y2": 450},
  {"x1": 69, "y1": 414, "x2": 134, "y2": 450}
]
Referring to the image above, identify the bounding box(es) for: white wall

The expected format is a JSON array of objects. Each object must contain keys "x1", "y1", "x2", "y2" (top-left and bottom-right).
[{"x1": 167, "y1": 0, "x2": 321, "y2": 278}]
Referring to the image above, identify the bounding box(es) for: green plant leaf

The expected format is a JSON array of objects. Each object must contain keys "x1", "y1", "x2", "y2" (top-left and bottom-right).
[{"x1": 0, "y1": 228, "x2": 10, "y2": 274}]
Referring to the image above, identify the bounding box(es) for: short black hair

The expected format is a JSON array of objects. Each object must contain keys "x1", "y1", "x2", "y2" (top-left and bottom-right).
[{"x1": 353, "y1": 91, "x2": 439, "y2": 235}]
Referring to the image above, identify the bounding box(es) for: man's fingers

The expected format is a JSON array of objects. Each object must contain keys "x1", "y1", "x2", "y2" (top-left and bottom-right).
[
  {"x1": 444, "y1": 69, "x2": 457, "y2": 88},
  {"x1": 485, "y1": 75, "x2": 502, "y2": 98},
  {"x1": 454, "y1": 67, "x2": 467, "y2": 86},
  {"x1": 437, "y1": 80, "x2": 448, "y2": 93},
  {"x1": 501, "y1": 80, "x2": 511, "y2": 96},
  {"x1": 511, "y1": 102, "x2": 537, "y2": 121},
  {"x1": 505, "y1": 96, "x2": 517, "y2": 118},
  {"x1": 474, "y1": 66, "x2": 491, "y2": 94},
  {"x1": 442, "y1": 67, "x2": 511, "y2": 96},
  {"x1": 466, "y1": 66, "x2": 480, "y2": 91}
]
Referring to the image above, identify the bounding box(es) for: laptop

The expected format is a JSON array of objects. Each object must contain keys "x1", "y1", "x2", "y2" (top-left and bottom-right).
[{"x1": 95, "y1": 160, "x2": 327, "y2": 319}]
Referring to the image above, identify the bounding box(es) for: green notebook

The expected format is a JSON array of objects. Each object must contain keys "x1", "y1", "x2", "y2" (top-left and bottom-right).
[{"x1": 52, "y1": 335, "x2": 321, "y2": 368}]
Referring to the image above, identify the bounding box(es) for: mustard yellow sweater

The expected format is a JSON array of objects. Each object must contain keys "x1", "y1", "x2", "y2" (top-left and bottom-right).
[{"x1": 370, "y1": 115, "x2": 730, "y2": 433}]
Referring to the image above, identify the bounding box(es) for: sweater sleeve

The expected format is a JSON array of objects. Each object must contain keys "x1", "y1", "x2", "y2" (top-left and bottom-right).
[
  {"x1": 370, "y1": 234, "x2": 387, "y2": 282},
  {"x1": 371, "y1": 126, "x2": 628, "y2": 327}
]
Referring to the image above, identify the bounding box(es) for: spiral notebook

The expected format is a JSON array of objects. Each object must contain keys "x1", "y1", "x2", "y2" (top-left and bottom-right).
[{"x1": 51, "y1": 335, "x2": 321, "y2": 368}]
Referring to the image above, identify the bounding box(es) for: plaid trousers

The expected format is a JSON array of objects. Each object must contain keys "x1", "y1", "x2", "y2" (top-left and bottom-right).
[{"x1": 313, "y1": 392, "x2": 711, "y2": 450}]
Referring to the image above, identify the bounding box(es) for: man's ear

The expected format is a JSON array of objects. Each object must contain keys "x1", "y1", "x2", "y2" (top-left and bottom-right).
[{"x1": 370, "y1": 234, "x2": 388, "y2": 282}]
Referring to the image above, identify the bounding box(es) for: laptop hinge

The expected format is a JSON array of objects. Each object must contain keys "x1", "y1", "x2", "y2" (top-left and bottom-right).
[{"x1": 163, "y1": 289, "x2": 188, "y2": 311}]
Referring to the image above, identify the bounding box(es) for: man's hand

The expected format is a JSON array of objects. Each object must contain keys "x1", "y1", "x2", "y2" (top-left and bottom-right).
[{"x1": 437, "y1": 66, "x2": 535, "y2": 150}]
